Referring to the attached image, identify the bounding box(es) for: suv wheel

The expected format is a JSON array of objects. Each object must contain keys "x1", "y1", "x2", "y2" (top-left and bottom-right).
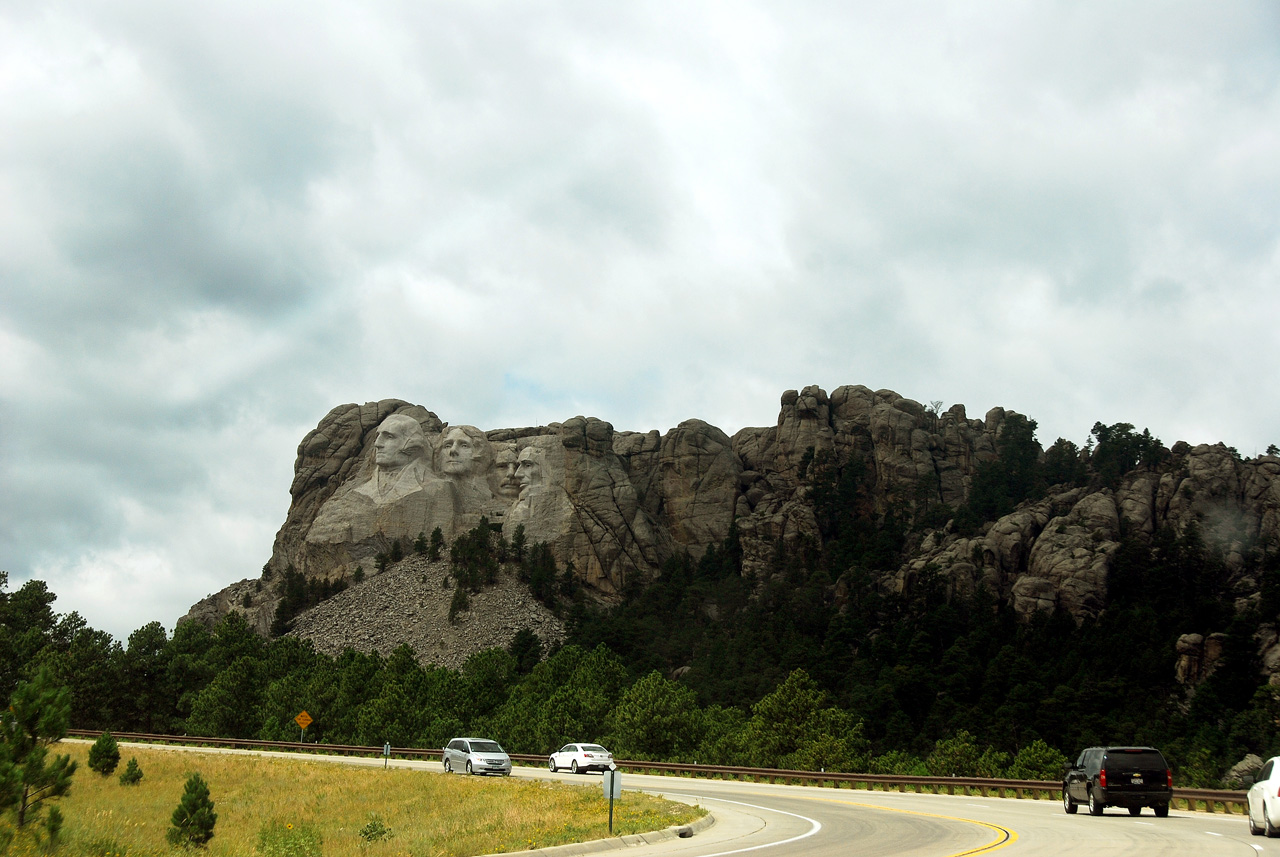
[
  {"x1": 1088, "y1": 789, "x2": 1104, "y2": 816},
  {"x1": 466, "y1": 760, "x2": 474, "y2": 775},
  {"x1": 1128, "y1": 807, "x2": 1142, "y2": 816},
  {"x1": 1153, "y1": 804, "x2": 1169, "y2": 819},
  {"x1": 1063, "y1": 790, "x2": 1077, "y2": 814}
]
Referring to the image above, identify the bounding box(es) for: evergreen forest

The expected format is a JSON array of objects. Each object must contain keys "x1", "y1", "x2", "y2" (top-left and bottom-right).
[{"x1": 3, "y1": 419, "x2": 1279, "y2": 787}]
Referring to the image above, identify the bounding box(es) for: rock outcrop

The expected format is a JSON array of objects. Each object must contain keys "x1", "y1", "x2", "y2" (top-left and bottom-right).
[{"x1": 184, "y1": 384, "x2": 1280, "y2": 676}]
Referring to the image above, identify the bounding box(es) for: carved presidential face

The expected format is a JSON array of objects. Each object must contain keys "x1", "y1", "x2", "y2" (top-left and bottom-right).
[
  {"x1": 516, "y1": 448, "x2": 545, "y2": 493},
  {"x1": 373, "y1": 415, "x2": 424, "y2": 468},
  {"x1": 442, "y1": 426, "x2": 487, "y2": 477},
  {"x1": 493, "y1": 446, "x2": 521, "y2": 499}
]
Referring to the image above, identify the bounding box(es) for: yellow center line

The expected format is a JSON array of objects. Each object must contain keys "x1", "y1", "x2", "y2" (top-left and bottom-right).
[{"x1": 798, "y1": 794, "x2": 1019, "y2": 856}]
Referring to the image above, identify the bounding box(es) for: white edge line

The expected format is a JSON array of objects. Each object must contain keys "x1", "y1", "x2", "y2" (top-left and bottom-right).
[{"x1": 662, "y1": 794, "x2": 822, "y2": 857}]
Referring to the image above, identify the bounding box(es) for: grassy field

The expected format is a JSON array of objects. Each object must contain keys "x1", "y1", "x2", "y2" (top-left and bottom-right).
[{"x1": 0, "y1": 743, "x2": 705, "y2": 857}]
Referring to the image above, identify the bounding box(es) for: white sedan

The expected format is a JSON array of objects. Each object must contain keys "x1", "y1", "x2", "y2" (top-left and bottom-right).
[
  {"x1": 1248, "y1": 755, "x2": 1280, "y2": 836},
  {"x1": 548, "y1": 743, "x2": 614, "y2": 774}
]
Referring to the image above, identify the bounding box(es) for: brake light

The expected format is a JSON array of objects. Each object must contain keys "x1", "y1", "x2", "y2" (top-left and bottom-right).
[
  {"x1": 1100, "y1": 768, "x2": 1107, "y2": 788},
  {"x1": 1167, "y1": 769, "x2": 1173, "y2": 789}
]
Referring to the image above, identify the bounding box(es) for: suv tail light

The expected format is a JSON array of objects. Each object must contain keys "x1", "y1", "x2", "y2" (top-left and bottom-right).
[
  {"x1": 1166, "y1": 769, "x2": 1173, "y2": 789},
  {"x1": 1100, "y1": 768, "x2": 1108, "y2": 788}
]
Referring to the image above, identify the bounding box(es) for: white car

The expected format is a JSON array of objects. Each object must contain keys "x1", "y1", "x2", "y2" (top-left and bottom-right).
[
  {"x1": 548, "y1": 743, "x2": 614, "y2": 774},
  {"x1": 1248, "y1": 756, "x2": 1280, "y2": 836}
]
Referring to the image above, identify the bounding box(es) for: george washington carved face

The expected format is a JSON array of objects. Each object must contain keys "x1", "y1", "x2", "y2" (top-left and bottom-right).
[{"x1": 372, "y1": 415, "x2": 426, "y2": 468}]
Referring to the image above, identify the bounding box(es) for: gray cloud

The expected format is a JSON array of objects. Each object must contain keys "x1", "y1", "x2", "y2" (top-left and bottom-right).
[{"x1": 2, "y1": 0, "x2": 1278, "y2": 639}]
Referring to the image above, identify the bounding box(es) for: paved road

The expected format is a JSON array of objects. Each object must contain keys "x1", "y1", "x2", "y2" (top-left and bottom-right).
[
  {"x1": 102, "y1": 742, "x2": 1272, "y2": 856},
  {"x1": 540, "y1": 765, "x2": 1270, "y2": 857}
]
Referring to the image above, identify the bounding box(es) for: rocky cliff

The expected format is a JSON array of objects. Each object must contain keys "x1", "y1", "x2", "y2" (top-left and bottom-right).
[{"x1": 183, "y1": 384, "x2": 1280, "y2": 675}]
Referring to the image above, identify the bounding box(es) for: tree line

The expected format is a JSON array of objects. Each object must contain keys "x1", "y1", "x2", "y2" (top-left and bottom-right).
[{"x1": 2, "y1": 418, "x2": 1278, "y2": 789}]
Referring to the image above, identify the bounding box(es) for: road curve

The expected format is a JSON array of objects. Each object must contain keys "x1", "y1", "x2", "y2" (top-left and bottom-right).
[
  {"x1": 93, "y1": 741, "x2": 1271, "y2": 856},
  {"x1": 540, "y1": 768, "x2": 1271, "y2": 857}
]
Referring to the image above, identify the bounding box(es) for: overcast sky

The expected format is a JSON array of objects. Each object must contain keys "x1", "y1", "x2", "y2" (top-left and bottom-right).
[{"x1": 2, "y1": 1, "x2": 1278, "y2": 642}]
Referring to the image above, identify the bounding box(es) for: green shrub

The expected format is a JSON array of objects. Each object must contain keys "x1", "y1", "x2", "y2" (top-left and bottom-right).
[
  {"x1": 118, "y1": 756, "x2": 143, "y2": 786},
  {"x1": 358, "y1": 813, "x2": 392, "y2": 842},
  {"x1": 88, "y1": 731, "x2": 121, "y2": 776},
  {"x1": 1007, "y1": 740, "x2": 1069, "y2": 781},
  {"x1": 45, "y1": 806, "x2": 64, "y2": 848},
  {"x1": 168, "y1": 772, "x2": 217, "y2": 848},
  {"x1": 449, "y1": 585, "x2": 470, "y2": 623},
  {"x1": 257, "y1": 820, "x2": 322, "y2": 857}
]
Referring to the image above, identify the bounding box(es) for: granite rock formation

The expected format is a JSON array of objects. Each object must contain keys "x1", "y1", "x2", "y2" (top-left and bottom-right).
[{"x1": 185, "y1": 384, "x2": 1280, "y2": 677}]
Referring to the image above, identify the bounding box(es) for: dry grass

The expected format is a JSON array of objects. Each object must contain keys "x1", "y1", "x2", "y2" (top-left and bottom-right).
[{"x1": 0, "y1": 743, "x2": 704, "y2": 857}]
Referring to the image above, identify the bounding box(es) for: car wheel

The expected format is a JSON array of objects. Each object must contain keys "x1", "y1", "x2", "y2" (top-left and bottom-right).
[
  {"x1": 1153, "y1": 804, "x2": 1169, "y2": 818},
  {"x1": 444, "y1": 759, "x2": 451, "y2": 773},
  {"x1": 1266, "y1": 803, "x2": 1278, "y2": 837},
  {"x1": 1250, "y1": 806, "x2": 1263, "y2": 835},
  {"x1": 1063, "y1": 789, "x2": 1078, "y2": 815},
  {"x1": 571, "y1": 760, "x2": 579, "y2": 774},
  {"x1": 549, "y1": 757, "x2": 557, "y2": 772},
  {"x1": 1088, "y1": 789, "x2": 1104, "y2": 816},
  {"x1": 466, "y1": 760, "x2": 474, "y2": 775}
]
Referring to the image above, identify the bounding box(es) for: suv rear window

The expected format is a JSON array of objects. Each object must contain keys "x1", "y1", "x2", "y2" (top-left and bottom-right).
[{"x1": 1105, "y1": 749, "x2": 1165, "y2": 768}]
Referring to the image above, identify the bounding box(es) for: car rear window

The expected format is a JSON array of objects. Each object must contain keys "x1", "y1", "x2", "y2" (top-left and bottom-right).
[
  {"x1": 1105, "y1": 749, "x2": 1165, "y2": 768},
  {"x1": 582, "y1": 745, "x2": 607, "y2": 753},
  {"x1": 471, "y1": 741, "x2": 504, "y2": 753}
]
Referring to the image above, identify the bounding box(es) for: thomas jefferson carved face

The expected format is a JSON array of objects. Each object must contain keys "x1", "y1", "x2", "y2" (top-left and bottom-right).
[
  {"x1": 373, "y1": 415, "x2": 425, "y2": 468},
  {"x1": 441, "y1": 426, "x2": 490, "y2": 477}
]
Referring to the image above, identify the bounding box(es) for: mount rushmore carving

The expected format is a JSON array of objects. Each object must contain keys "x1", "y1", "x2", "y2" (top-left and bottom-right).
[{"x1": 182, "y1": 385, "x2": 1277, "y2": 644}]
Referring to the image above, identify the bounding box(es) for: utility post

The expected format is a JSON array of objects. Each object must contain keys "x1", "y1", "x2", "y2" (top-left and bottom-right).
[{"x1": 603, "y1": 763, "x2": 621, "y2": 834}]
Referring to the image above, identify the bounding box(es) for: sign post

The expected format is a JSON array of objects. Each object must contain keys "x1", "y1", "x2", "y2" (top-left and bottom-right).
[
  {"x1": 603, "y1": 764, "x2": 621, "y2": 833},
  {"x1": 383, "y1": 742, "x2": 391, "y2": 769},
  {"x1": 294, "y1": 710, "x2": 313, "y2": 743}
]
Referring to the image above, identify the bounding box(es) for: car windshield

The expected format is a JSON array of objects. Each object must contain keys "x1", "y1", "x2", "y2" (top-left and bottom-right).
[
  {"x1": 471, "y1": 741, "x2": 504, "y2": 754},
  {"x1": 582, "y1": 745, "x2": 608, "y2": 753}
]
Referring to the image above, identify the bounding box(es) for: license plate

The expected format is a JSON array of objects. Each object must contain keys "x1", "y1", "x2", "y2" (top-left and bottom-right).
[{"x1": 1132, "y1": 777, "x2": 1144, "y2": 785}]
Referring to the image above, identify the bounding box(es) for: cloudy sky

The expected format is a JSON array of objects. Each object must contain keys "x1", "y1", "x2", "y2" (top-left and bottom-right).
[{"x1": 2, "y1": 1, "x2": 1278, "y2": 642}]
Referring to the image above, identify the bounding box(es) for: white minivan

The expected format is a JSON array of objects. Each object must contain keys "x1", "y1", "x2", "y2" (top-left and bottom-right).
[{"x1": 442, "y1": 737, "x2": 512, "y2": 776}]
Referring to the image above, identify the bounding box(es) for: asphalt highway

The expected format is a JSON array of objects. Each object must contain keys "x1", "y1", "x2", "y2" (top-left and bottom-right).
[
  {"x1": 538, "y1": 766, "x2": 1271, "y2": 857},
  {"x1": 96, "y1": 742, "x2": 1273, "y2": 856}
]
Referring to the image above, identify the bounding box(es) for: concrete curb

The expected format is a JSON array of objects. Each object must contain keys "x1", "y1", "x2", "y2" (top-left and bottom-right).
[{"x1": 482, "y1": 812, "x2": 716, "y2": 857}]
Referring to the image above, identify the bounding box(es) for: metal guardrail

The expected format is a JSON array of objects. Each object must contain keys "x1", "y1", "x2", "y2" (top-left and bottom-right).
[{"x1": 65, "y1": 730, "x2": 1247, "y2": 814}]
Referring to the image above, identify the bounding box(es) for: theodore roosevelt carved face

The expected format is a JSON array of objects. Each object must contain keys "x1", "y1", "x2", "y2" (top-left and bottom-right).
[{"x1": 493, "y1": 445, "x2": 521, "y2": 501}]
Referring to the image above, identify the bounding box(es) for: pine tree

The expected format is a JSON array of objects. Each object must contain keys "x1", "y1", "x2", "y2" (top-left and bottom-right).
[
  {"x1": 118, "y1": 757, "x2": 143, "y2": 786},
  {"x1": 168, "y1": 772, "x2": 217, "y2": 847},
  {"x1": 88, "y1": 731, "x2": 121, "y2": 776},
  {"x1": 0, "y1": 665, "x2": 78, "y2": 828}
]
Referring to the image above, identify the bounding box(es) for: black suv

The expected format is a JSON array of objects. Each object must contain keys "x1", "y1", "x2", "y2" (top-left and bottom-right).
[{"x1": 1063, "y1": 746, "x2": 1172, "y2": 817}]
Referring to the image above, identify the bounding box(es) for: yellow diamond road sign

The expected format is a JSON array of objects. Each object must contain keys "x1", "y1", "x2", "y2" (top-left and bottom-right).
[{"x1": 295, "y1": 711, "x2": 313, "y2": 730}]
